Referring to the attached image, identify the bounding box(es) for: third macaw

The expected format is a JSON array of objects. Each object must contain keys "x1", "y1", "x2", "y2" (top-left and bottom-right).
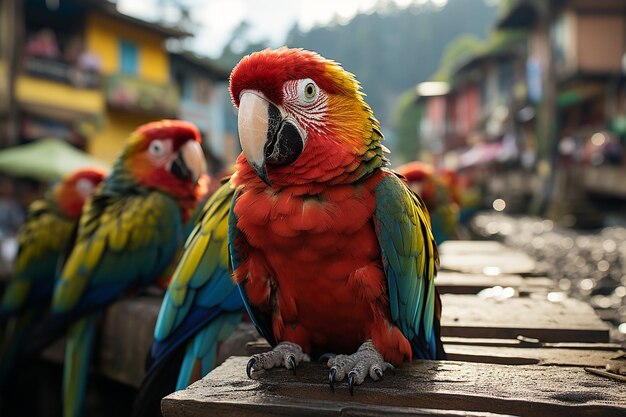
[{"x1": 0, "y1": 167, "x2": 106, "y2": 384}]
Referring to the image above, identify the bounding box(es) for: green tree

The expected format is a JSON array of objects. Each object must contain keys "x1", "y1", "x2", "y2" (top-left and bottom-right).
[
  {"x1": 393, "y1": 90, "x2": 423, "y2": 165},
  {"x1": 430, "y1": 34, "x2": 484, "y2": 82}
]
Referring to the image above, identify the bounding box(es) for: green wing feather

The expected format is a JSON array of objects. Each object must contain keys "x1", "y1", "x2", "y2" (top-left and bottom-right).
[
  {"x1": 1, "y1": 198, "x2": 74, "y2": 314},
  {"x1": 373, "y1": 170, "x2": 440, "y2": 359},
  {"x1": 52, "y1": 191, "x2": 182, "y2": 315}
]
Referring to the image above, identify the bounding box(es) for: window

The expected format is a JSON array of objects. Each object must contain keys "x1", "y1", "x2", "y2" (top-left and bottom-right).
[
  {"x1": 550, "y1": 13, "x2": 569, "y2": 74},
  {"x1": 175, "y1": 72, "x2": 192, "y2": 100},
  {"x1": 119, "y1": 40, "x2": 138, "y2": 76}
]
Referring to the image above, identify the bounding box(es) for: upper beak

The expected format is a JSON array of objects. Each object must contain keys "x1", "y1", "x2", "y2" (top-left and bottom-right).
[
  {"x1": 171, "y1": 140, "x2": 207, "y2": 184},
  {"x1": 238, "y1": 91, "x2": 305, "y2": 186}
]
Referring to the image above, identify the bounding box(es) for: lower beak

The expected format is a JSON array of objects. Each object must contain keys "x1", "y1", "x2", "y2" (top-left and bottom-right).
[
  {"x1": 171, "y1": 140, "x2": 206, "y2": 184},
  {"x1": 238, "y1": 91, "x2": 304, "y2": 185}
]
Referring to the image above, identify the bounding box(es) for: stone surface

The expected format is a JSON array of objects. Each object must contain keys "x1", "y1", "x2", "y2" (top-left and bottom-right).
[
  {"x1": 438, "y1": 241, "x2": 539, "y2": 276},
  {"x1": 441, "y1": 337, "x2": 622, "y2": 350},
  {"x1": 162, "y1": 356, "x2": 626, "y2": 417},
  {"x1": 435, "y1": 272, "x2": 555, "y2": 295},
  {"x1": 444, "y1": 344, "x2": 624, "y2": 366},
  {"x1": 42, "y1": 297, "x2": 262, "y2": 388},
  {"x1": 441, "y1": 294, "x2": 610, "y2": 342},
  {"x1": 98, "y1": 295, "x2": 162, "y2": 387}
]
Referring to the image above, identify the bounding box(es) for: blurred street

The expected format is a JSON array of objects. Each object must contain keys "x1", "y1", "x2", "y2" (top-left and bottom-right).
[{"x1": 472, "y1": 213, "x2": 626, "y2": 342}]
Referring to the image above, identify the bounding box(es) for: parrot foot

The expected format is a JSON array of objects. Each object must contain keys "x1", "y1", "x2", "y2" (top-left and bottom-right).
[
  {"x1": 246, "y1": 341, "x2": 310, "y2": 378},
  {"x1": 327, "y1": 340, "x2": 392, "y2": 395}
]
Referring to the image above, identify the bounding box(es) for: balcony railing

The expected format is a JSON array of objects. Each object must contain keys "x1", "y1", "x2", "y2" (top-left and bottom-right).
[
  {"x1": 105, "y1": 74, "x2": 179, "y2": 117},
  {"x1": 22, "y1": 55, "x2": 100, "y2": 89}
]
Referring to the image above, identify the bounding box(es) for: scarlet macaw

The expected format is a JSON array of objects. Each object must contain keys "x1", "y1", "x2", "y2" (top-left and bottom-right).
[
  {"x1": 229, "y1": 48, "x2": 445, "y2": 394},
  {"x1": 32, "y1": 120, "x2": 206, "y2": 417},
  {"x1": 133, "y1": 178, "x2": 244, "y2": 417},
  {"x1": 0, "y1": 167, "x2": 106, "y2": 384}
]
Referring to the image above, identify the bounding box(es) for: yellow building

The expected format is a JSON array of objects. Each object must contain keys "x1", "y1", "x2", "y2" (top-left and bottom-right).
[
  {"x1": 0, "y1": 0, "x2": 13, "y2": 143},
  {"x1": 13, "y1": 0, "x2": 188, "y2": 164},
  {"x1": 85, "y1": 3, "x2": 188, "y2": 163}
]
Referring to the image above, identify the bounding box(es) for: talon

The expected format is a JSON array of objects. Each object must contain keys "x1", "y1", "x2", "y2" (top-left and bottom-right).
[
  {"x1": 348, "y1": 371, "x2": 356, "y2": 396},
  {"x1": 288, "y1": 355, "x2": 297, "y2": 375},
  {"x1": 318, "y1": 353, "x2": 337, "y2": 363},
  {"x1": 329, "y1": 367, "x2": 336, "y2": 392},
  {"x1": 246, "y1": 358, "x2": 256, "y2": 378},
  {"x1": 375, "y1": 368, "x2": 383, "y2": 381},
  {"x1": 384, "y1": 362, "x2": 396, "y2": 374}
]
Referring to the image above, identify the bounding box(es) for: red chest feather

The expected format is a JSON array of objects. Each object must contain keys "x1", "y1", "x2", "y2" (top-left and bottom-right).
[{"x1": 233, "y1": 173, "x2": 396, "y2": 355}]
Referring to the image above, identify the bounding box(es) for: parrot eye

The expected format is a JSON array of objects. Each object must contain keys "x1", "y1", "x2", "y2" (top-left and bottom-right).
[
  {"x1": 305, "y1": 83, "x2": 315, "y2": 98},
  {"x1": 149, "y1": 140, "x2": 166, "y2": 156},
  {"x1": 75, "y1": 178, "x2": 95, "y2": 197},
  {"x1": 300, "y1": 79, "x2": 318, "y2": 102}
]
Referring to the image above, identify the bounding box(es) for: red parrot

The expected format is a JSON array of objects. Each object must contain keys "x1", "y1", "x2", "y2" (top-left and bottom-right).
[
  {"x1": 228, "y1": 48, "x2": 445, "y2": 394},
  {"x1": 0, "y1": 167, "x2": 106, "y2": 384},
  {"x1": 29, "y1": 120, "x2": 206, "y2": 417}
]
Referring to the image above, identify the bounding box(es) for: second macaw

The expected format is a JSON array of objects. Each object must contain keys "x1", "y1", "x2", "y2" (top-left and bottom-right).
[
  {"x1": 30, "y1": 120, "x2": 206, "y2": 417},
  {"x1": 228, "y1": 47, "x2": 445, "y2": 394},
  {"x1": 396, "y1": 161, "x2": 460, "y2": 244},
  {"x1": 132, "y1": 178, "x2": 244, "y2": 417},
  {"x1": 0, "y1": 167, "x2": 106, "y2": 385}
]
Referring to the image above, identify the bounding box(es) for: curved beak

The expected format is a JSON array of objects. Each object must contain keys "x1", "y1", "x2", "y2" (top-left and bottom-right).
[
  {"x1": 238, "y1": 91, "x2": 305, "y2": 185},
  {"x1": 171, "y1": 140, "x2": 207, "y2": 184}
]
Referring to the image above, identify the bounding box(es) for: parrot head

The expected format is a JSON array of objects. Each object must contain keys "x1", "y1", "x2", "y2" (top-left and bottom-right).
[
  {"x1": 55, "y1": 167, "x2": 107, "y2": 219},
  {"x1": 117, "y1": 120, "x2": 207, "y2": 204},
  {"x1": 396, "y1": 161, "x2": 437, "y2": 207},
  {"x1": 230, "y1": 47, "x2": 386, "y2": 186}
]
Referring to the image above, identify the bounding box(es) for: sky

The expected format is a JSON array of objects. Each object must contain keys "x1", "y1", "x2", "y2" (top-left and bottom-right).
[{"x1": 117, "y1": 0, "x2": 448, "y2": 57}]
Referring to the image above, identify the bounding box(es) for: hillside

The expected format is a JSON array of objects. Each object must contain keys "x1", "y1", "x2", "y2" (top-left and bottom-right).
[
  {"x1": 283, "y1": 0, "x2": 498, "y2": 127},
  {"x1": 217, "y1": 0, "x2": 499, "y2": 160}
]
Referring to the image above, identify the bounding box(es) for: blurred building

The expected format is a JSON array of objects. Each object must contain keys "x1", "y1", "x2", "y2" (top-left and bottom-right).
[
  {"x1": 418, "y1": 0, "x2": 626, "y2": 224},
  {"x1": 89, "y1": 2, "x2": 192, "y2": 163},
  {"x1": 418, "y1": 33, "x2": 533, "y2": 212},
  {"x1": 420, "y1": 35, "x2": 528, "y2": 162},
  {"x1": 0, "y1": 0, "x2": 19, "y2": 146},
  {"x1": 169, "y1": 51, "x2": 232, "y2": 174},
  {"x1": 2, "y1": 0, "x2": 212, "y2": 164},
  {"x1": 498, "y1": 0, "x2": 626, "y2": 225}
]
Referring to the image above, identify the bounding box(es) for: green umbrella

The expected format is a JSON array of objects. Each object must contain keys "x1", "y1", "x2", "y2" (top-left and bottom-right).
[{"x1": 0, "y1": 138, "x2": 110, "y2": 182}]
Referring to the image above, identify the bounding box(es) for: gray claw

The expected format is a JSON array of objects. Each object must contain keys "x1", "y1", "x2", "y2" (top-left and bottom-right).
[
  {"x1": 246, "y1": 357, "x2": 256, "y2": 378},
  {"x1": 288, "y1": 355, "x2": 297, "y2": 375},
  {"x1": 348, "y1": 371, "x2": 356, "y2": 396},
  {"x1": 384, "y1": 362, "x2": 396, "y2": 374},
  {"x1": 318, "y1": 352, "x2": 337, "y2": 363},
  {"x1": 374, "y1": 368, "x2": 383, "y2": 380},
  {"x1": 329, "y1": 367, "x2": 337, "y2": 392}
]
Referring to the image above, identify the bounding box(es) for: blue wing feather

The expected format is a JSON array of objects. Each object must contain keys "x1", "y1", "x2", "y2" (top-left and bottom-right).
[{"x1": 148, "y1": 179, "x2": 245, "y2": 388}]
